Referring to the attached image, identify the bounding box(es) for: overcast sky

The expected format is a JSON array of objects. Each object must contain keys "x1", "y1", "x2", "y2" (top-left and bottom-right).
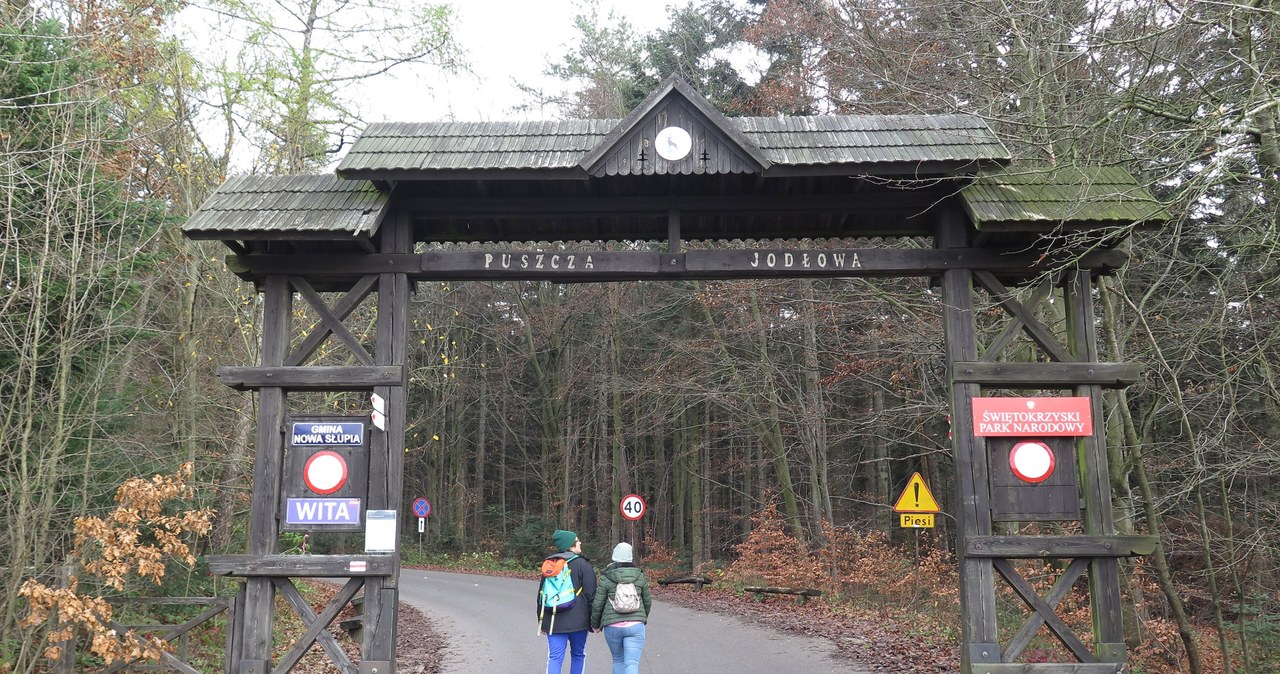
[
  {"x1": 370, "y1": 1, "x2": 677, "y2": 122},
  {"x1": 175, "y1": 1, "x2": 698, "y2": 168}
]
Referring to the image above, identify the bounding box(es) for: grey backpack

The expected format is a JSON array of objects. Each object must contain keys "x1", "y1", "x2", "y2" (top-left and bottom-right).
[{"x1": 610, "y1": 579, "x2": 641, "y2": 613}]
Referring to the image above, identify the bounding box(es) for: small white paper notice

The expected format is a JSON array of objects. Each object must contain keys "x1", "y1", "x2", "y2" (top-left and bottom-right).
[{"x1": 364, "y1": 510, "x2": 397, "y2": 553}]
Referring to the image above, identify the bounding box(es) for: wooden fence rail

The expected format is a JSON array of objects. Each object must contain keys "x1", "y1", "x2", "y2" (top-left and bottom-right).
[{"x1": 64, "y1": 596, "x2": 234, "y2": 674}]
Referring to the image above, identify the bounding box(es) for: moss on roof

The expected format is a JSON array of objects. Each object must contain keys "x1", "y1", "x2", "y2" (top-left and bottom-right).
[{"x1": 962, "y1": 165, "x2": 1169, "y2": 229}]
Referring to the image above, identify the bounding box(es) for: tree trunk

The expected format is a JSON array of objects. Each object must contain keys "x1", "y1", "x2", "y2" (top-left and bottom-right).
[
  {"x1": 609, "y1": 287, "x2": 625, "y2": 542},
  {"x1": 450, "y1": 396, "x2": 466, "y2": 544},
  {"x1": 747, "y1": 290, "x2": 804, "y2": 540},
  {"x1": 1195, "y1": 485, "x2": 1232, "y2": 674},
  {"x1": 800, "y1": 282, "x2": 833, "y2": 527},
  {"x1": 473, "y1": 369, "x2": 487, "y2": 543},
  {"x1": 688, "y1": 402, "x2": 706, "y2": 569},
  {"x1": 1128, "y1": 423, "x2": 1203, "y2": 674}
]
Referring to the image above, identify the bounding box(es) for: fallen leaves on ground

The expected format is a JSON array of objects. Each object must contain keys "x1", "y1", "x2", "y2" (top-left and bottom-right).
[
  {"x1": 653, "y1": 584, "x2": 958, "y2": 672},
  {"x1": 286, "y1": 582, "x2": 447, "y2": 674}
]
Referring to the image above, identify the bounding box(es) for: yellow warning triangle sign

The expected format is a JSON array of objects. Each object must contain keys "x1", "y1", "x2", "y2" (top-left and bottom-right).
[{"x1": 893, "y1": 472, "x2": 940, "y2": 513}]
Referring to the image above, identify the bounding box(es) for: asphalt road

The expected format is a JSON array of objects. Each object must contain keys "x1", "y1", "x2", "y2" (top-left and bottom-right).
[{"x1": 397, "y1": 568, "x2": 872, "y2": 673}]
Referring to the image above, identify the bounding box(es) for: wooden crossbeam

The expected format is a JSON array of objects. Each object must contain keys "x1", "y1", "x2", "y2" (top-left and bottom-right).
[
  {"x1": 270, "y1": 578, "x2": 360, "y2": 674},
  {"x1": 99, "y1": 601, "x2": 229, "y2": 674},
  {"x1": 974, "y1": 664, "x2": 1125, "y2": 673},
  {"x1": 966, "y1": 536, "x2": 1158, "y2": 558},
  {"x1": 974, "y1": 271, "x2": 1072, "y2": 362},
  {"x1": 216, "y1": 365, "x2": 403, "y2": 391},
  {"x1": 993, "y1": 559, "x2": 1096, "y2": 663},
  {"x1": 1003, "y1": 558, "x2": 1089, "y2": 661},
  {"x1": 226, "y1": 248, "x2": 1129, "y2": 282},
  {"x1": 972, "y1": 276, "x2": 1075, "y2": 363},
  {"x1": 950, "y1": 362, "x2": 1141, "y2": 388},
  {"x1": 205, "y1": 554, "x2": 396, "y2": 577},
  {"x1": 286, "y1": 276, "x2": 378, "y2": 367}
]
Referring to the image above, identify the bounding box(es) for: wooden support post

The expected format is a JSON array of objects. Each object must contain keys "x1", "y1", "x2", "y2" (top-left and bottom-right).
[
  {"x1": 362, "y1": 210, "x2": 411, "y2": 672},
  {"x1": 53, "y1": 565, "x2": 76, "y2": 674},
  {"x1": 227, "y1": 585, "x2": 245, "y2": 673},
  {"x1": 937, "y1": 211, "x2": 1000, "y2": 669},
  {"x1": 241, "y1": 274, "x2": 291, "y2": 671},
  {"x1": 1064, "y1": 271, "x2": 1127, "y2": 663}
]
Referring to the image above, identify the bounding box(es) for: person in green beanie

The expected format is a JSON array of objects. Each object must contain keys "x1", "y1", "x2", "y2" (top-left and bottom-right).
[
  {"x1": 537, "y1": 529, "x2": 595, "y2": 674},
  {"x1": 590, "y1": 542, "x2": 652, "y2": 674}
]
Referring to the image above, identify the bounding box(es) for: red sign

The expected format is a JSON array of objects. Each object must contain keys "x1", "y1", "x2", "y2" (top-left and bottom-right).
[{"x1": 971, "y1": 397, "x2": 1092, "y2": 437}]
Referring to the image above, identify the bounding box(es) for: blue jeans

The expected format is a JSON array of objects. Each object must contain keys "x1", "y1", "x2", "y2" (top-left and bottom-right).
[
  {"x1": 603, "y1": 622, "x2": 646, "y2": 674},
  {"x1": 545, "y1": 630, "x2": 588, "y2": 674}
]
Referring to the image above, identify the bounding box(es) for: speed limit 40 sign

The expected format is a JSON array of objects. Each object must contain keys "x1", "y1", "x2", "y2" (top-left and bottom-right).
[{"x1": 620, "y1": 494, "x2": 646, "y2": 521}]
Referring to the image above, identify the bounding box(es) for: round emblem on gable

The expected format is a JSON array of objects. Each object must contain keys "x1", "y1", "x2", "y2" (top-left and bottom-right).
[{"x1": 655, "y1": 126, "x2": 692, "y2": 161}]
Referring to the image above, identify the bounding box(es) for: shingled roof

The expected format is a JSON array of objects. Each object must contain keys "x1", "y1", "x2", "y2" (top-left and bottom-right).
[
  {"x1": 183, "y1": 175, "x2": 388, "y2": 240},
  {"x1": 184, "y1": 76, "x2": 1166, "y2": 244},
  {"x1": 335, "y1": 114, "x2": 1008, "y2": 177},
  {"x1": 962, "y1": 166, "x2": 1170, "y2": 231}
]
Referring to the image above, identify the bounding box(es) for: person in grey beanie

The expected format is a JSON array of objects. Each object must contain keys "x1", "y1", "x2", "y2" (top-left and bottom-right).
[{"x1": 590, "y1": 542, "x2": 652, "y2": 674}]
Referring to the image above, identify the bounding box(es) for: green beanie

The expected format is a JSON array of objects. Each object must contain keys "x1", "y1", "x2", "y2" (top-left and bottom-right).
[{"x1": 552, "y1": 530, "x2": 577, "y2": 552}]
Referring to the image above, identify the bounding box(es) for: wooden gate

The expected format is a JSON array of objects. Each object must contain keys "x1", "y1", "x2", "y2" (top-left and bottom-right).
[{"x1": 186, "y1": 76, "x2": 1165, "y2": 673}]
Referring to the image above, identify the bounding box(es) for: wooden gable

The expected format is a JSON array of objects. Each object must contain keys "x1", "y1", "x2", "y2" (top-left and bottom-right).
[{"x1": 579, "y1": 75, "x2": 770, "y2": 177}]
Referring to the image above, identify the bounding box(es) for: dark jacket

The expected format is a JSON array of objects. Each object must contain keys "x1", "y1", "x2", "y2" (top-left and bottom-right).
[
  {"x1": 536, "y1": 552, "x2": 596, "y2": 634},
  {"x1": 590, "y1": 562, "x2": 652, "y2": 629}
]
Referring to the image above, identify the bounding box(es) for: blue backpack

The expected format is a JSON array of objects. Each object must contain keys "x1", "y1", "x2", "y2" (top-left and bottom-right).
[{"x1": 539, "y1": 554, "x2": 581, "y2": 622}]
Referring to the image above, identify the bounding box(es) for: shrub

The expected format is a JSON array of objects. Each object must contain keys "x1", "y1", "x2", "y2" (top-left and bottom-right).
[
  {"x1": 724, "y1": 503, "x2": 826, "y2": 589},
  {"x1": 19, "y1": 464, "x2": 213, "y2": 666}
]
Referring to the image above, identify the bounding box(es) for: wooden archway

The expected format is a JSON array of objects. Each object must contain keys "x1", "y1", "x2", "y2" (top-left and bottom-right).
[{"x1": 190, "y1": 76, "x2": 1164, "y2": 674}]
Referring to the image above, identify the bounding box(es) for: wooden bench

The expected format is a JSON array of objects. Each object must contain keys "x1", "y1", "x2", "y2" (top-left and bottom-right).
[
  {"x1": 657, "y1": 575, "x2": 712, "y2": 590},
  {"x1": 743, "y1": 586, "x2": 823, "y2": 605}
]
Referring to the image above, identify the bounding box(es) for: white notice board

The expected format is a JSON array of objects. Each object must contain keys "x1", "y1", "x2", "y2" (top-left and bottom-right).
[{"x1": 364, "y1": 510, "x2": 397, "y2": 553}]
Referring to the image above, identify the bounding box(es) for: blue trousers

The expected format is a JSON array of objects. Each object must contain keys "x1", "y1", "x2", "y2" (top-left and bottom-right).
[
  {"x1": 545, "y1": 629, "x2": 588, "y2": 674},
  {"x1": 603, "y1": 623, "x2": 646, "y2": 674}
]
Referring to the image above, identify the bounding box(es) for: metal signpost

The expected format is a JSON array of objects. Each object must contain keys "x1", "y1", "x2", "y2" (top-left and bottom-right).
[{"x1": 412, "y1": 498, "x2": 430, "y2": 552}]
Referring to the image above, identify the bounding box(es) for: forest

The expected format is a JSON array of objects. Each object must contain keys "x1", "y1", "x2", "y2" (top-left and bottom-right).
[{"x1": 2, "y1": 0, "x2": 1278, "y2": 672}]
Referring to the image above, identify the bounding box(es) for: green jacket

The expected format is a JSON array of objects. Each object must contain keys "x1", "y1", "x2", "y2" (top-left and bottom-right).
[{"x1": 590, "y1": 562, "x2": 652, "y2": 629}]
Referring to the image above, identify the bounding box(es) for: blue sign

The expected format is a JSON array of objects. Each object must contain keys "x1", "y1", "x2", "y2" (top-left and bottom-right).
[
  {"x1": 412, "y1": 498, "x2": 431, "y2": 517},
  {"x1": 286, "y1": 498, "x2": 362, "y2": 525},
  {"x1": 291, "y1": 422, "x2": 365, "y2": 446}
]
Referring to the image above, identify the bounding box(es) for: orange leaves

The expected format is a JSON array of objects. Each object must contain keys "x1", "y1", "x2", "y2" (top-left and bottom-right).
[
  {"x1": 19, "y1": 577, "x2": 170, "y2": 665},
  {"x1": 725, "y1": 503, "x2": 828, "y2": 590},
  {"x1": 74, "y1": 462, "x2": 213, "y2": 590},
  {"x1": 724, "y1": 504, "x2": 963, "y2": 623},
  {"x1": 19, "y1": 463, "x2": 212, "y2": 665},
  {"x1": 641, "y1": 534, "x2": 678, "y2": 568}
]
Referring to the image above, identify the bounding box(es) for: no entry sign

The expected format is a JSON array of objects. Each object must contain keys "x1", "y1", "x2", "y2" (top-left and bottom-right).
[
  {"x1": 303, "y1": 450, "x2": 348, "y2": 495},
  {"x1": 1009, "y1": 440, "x2": 1056, "y2": 483}
]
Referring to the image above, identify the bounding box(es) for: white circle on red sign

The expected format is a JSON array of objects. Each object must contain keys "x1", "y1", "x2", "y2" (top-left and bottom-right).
[
  {"x1": 1009, "y1": 441, "x2": 1055, "y2": 483},
  {"x1": 304, "y1": 450, "x2": 348, "y2": 495}
]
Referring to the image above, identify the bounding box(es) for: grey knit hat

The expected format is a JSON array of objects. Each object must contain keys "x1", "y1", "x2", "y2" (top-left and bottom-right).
[{"x1": 612, "y1": 542, "x2": 633, "y2": 563}]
